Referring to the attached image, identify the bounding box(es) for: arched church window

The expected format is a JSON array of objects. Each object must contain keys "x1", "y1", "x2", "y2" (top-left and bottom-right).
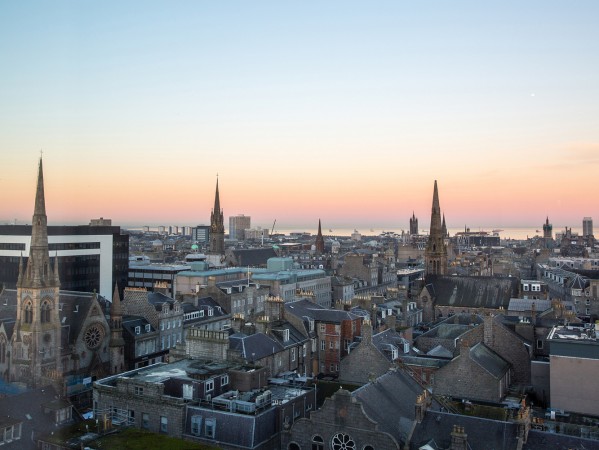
[
  {"x1": 41, "y1": 301, "x2": 51, "y2": 323},
  {"x1": 288, "y1": 443, "x2": 301, "y2": 450},
  {"x1": 25, "y1": 303, "x2": 33, "y2": 324},
  {"x1": 312, "y1": 435, "x2": 324, "y2": 450},
  {"x1": 332, "y1": 433, "x2": 355, "y2": 450}
]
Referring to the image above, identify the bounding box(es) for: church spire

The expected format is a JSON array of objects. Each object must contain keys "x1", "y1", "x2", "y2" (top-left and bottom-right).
[
  {"x1": 213, "y1": 176, "x2": 221, "y2": 217},
  {"x1": 209, "y1": 176, "x2": 225, "y2": 254},
  {"x1": 315, "y1": 219, "x2": 325, "y2": 253},
  {"x1": 442, "y1": 213, "x2": 447, "y2": 238},
  {"x1": 20, "y1": 158, "x2": 58, "y2": 289}
]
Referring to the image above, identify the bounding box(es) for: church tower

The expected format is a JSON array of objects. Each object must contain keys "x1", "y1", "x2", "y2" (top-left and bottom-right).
[
  {"x1": 543, "y1": 217, "x2": 553, "y2": 240},
  {"x1": 315, "y1": 219, "x2": 325, "y2": 253},
  {"x1": 425, "y1": 180, "x2": 448, "y2": 276},
  {"x1": 209, "y1": 177, "x2": 225, "y2": 254},
  {"x1": 12, "y1": 158, "x2": 62, "y2": 387},
  {"x1": 409, "y1": 212, "x2": 418, "y2": 235},
  {"x1": 109, "y1": 284, "x2": 125, "y2": 374}
]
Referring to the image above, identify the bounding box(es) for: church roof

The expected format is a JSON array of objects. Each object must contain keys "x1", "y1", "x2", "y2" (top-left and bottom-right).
[{"x1": 426, "y1": 275, "x2": 518, "y2": 309}]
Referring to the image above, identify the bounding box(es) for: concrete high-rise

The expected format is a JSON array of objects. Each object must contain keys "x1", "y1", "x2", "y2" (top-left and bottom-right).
[
  {"x1": 583, "y1": 217, "x2": 593, "y2": 237},
  {"x1": 229, "y1": 214, "x2": 251, "y2": 240}
]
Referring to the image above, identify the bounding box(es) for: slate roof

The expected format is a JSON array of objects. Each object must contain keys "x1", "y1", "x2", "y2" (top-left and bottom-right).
[
  {"x1": 418, "y1": 323, "x2": 473, "y2": 340},
  {"x1": 268, "y1": 320, "x2": 307, "y2": 348},
  {"x1": 352, "y1": 369, "x2": 441, "y2": 446},
  {"x1": 372, "y1": 328, "x2": 409, "y2": 360},
  {"x1": 410, "y1": 411, "x2": 599, "y2": 450},
  {"x1": 229, "y1": 332, "x2": 283, "y2": 361},
  {"x1": 427, "y1": 345, "x2": 453, "y2": 358},
  {"x1": 427, "y1": 275, "x2": 518, "y2": 309},
  {"x1": 508, "y1": 298, "x2": 552, "y2": 313},
  {"x1": 0, "y1": 385, "x2": 71, "y2": 450},
  {"x1": 285, "y1": 299, "x2": 360, "y2": 323},
  {"x1": 469, "y1": 342, "x2": 511, "y2": 379},
  {"x1": 147, "y1": 291, "x2": 176, "y2": 311},
  {"x1": 122, "y1": 315, "x2": 156, "y2": 338}
]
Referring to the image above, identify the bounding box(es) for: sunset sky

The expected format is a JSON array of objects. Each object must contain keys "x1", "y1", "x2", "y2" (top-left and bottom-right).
[{"x1": 1, "y1": 2, "x2": 598, "y2": 232}]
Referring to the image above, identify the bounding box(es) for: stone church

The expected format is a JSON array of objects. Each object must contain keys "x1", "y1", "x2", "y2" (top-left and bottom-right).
[{"x1": 0, "y1": 159, "x2": 123, "y2": 396}]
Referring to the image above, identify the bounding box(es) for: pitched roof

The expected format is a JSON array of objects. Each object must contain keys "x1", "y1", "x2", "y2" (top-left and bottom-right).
[
  {"x1": 469, "y1": 342, "x2": 511, "y2": 379},
  {"x1": 426, "y1": 275, "x2": 518, "y2": 309},
  {"x1": 352, "y1": 369, "x2": 441, "y2": 445},
  {"x1": 229, "y1": 332, "x2": 283, "y2": 361},
  {"x1": 285, "y1": 299, "x2": 360, "y2": 323}
]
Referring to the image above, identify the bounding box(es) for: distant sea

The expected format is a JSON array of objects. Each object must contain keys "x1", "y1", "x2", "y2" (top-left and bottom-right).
[{"x1": 124, "y1": 225, "x2": 583, "y2": 241}]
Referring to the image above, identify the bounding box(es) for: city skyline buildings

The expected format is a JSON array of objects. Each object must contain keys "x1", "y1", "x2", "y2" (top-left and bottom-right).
[{"x1": 1, "y1": 2, "x2": 598, "y2": 229}]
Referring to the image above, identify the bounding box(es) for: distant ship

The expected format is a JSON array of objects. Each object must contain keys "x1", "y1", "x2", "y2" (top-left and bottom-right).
[
  {"x1": 329, "y1": 229, "x2": 333, "y2": 232},
  {"x1": 492, "y1": 229, "x2": 503, "y2": 233}
]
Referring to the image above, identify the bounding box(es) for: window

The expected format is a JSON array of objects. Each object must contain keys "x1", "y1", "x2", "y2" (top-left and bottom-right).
[
  {"x1": 205, "y1": 379, "x2": 214, "y2": 392},
  {"x1": 205, "y1": 418, "x2": 216, "y2": 438},
  {"x1": 135, "y1": 326, "x2": 141, "y2": 335},
  {"x1": 160, "y1": 416, "x2": 168, "y2": 433},
  {"x1": 161, "y1": 322, "x2": 165, "y2": 331},
  {"x1": 303, "y1": 344, "x2": 307, "y2": 357},
  {"x1": 312, "y1": 435, "x2": 324, "y2": 450},
  {"x1": 289, "y1": 443, "x2": 301, "y2": 450},
  {"x1": 536, "y1": 340, "x2": 543, "y2": 350},
  {"x1": 335, "y1": 324, "x2": 340, "y2": 333},
  {"x1": 329, "y1": 340, "x2": 334, "y2": 349},
  {"x1": 142, "y1": 413, "x2": 149, "y2": 430},
  {"x1": 128, "y1": 410, "x2": 135, "y2": 425},
  {"x1": 332, "y1": 433, "x2": 355, "y2": 450},
  {"x1": 134, "y1": 386, "x2": 144, "y2": 396},
  {"x1": 221, "y1": 375, "x2": 229, "y2": 386},
  {"x1": 191, "y1": 415, "x2": 202, "y2": 436},
  {"x1": 320, "y1": 340, "x2": 325, "y2": 351},
  {"x1": 291, "y1": 348, "x2": 296, "y2": 362},
  {"x1": 145, "y1": 324, "x2": 151, "y2": 332},
  {"x1": 24, "y1": 303, "x2": 33, "y2": 324},
  {"x1": 319, "y1": 324, "x2": 325, "y2": 333}
]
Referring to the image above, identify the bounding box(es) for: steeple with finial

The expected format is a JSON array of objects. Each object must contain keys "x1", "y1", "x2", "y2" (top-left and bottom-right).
[
  {"x1": 18, "y1": 157, "x2": 60, "y2": 289},
  {"x1": 209, "y1": 176, "x2": 225, "y2": 254}
]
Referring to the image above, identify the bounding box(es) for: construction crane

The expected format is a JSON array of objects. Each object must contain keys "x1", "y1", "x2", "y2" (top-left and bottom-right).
[{"x1": 271, "y1": 219, "x2": 276, "y2": 236}]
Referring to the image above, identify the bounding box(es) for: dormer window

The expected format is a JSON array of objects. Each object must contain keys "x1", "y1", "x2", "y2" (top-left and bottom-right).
[
  {"x1": 135, "y1": 326, "x2": 141, "y2": 335},
  {"x1": 208, "y1": 307, "x2": 213, "y2": 317},
  {"x1": 145, "y1": 324, "x2": 151, "y2": 332},
  {"x1": 283, "y1": 329, "x2": 290, "y2": 341}
]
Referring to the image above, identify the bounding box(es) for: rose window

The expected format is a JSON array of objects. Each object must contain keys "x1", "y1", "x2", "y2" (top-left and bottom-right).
[
  {"x1": 84, "y1": 324, "x2": 104, "y2": 349},
  {"x1": 332, "y1": 433, "x2": 355, "y2": 450}
]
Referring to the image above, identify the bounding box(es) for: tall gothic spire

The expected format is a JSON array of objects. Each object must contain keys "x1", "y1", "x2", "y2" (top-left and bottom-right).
[
  {"x1": 209, "y1": 176, "x2": 225, "y2": 254},
  {"x1": 315, "y1": 219, "x2": 325, "y2": 253},
  {"x1": 430, "y1": 180, "x2": 442, "y2": 234},
  {"x1": 19, "y1": 158, "x2": 59, "y2": 288},
  {"x1": 213, "y1": 176, "x2": 221, "y2": 217}
]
